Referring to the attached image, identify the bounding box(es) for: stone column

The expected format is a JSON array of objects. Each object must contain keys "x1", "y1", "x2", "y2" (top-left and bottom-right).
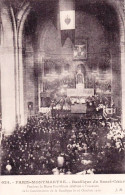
[
  {"x1": 120, "y1": 13, "x2": 125, "y2": 128},
  {"x1": 0, "y1": 6, "x2": 16, "y2": 134},
  {"x1": 121, "y1": 40, "x2": 125, "y2": 128},
  {"x1": 17, "y1": 3, "x2": 31, "y2": 125}
]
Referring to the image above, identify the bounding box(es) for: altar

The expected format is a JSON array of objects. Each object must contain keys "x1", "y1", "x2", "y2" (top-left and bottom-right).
[
  {"x1": 66, "y1": 84, "x2": 94, "y2": 113},
  {"x1": 39, "y1": 63, "x2": 94, "y2": 114},
  {"x1": 67, "y1": 86, "x2": 94, "y2": 97},
  {"x1": 66, "y1": 70, "x2": 94, "y2": 113}
]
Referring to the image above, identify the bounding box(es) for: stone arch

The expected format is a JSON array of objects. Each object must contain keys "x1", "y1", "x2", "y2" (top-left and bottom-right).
[
  {"x1": 37, "y1": 20, "x2": 60, "y2": 54},
  {"x1": 106, "y1": 0, "x2": 125, "y2": 28}
]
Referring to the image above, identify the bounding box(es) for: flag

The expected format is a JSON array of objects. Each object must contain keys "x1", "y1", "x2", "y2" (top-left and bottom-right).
[
  {"x1": 61, "y1": 29, "x2": 75, "y2": 46},
  {"x1": 59, "y1": 0, "x2": 75, "y2": 46},
  {"x1": 60, "y1": 10, "x2": 75, "y2": 30}
]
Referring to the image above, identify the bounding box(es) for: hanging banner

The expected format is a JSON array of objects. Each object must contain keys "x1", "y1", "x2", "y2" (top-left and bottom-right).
[
  {"x1": 61, "y1": 29, "x2": 75, "y2": 46},
  {"x1": 60, "y1": 10, "x2": 75, "y2": 30},
  {"x1": 59, "y1": 0, "x2": 75, "y2": 46},
  {"x1": 59, "y1": 0, "x2": 75, "y2": 12}
]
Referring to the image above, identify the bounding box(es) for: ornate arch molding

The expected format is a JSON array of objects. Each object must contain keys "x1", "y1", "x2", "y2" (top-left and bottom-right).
[
  {"x1": 105, "y1": 0, "x2": 125, "y2": 32},
  {"x1": 38, "y1": 20, "x2": 57, "y2": 53},
  {"x1": 113, "y1": 0, "x2": 125, "y2": 28}
]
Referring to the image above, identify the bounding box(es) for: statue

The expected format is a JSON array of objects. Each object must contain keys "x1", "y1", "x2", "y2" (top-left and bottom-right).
[
  {"x1": 76, "y1": 65, "x2": 84, "y2": 88},
  {"x1": 77, "y1": 73, "x2": 84, "y2": 84},
  {"x1": 76, "y1": 66, "x2": 85, "y2": 88}
]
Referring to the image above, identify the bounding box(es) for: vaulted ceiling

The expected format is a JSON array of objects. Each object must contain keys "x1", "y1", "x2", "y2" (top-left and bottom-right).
[
  {"x1": 2, "y1": 0, "x2": 124, "y2": 14},
  {"x1": 1, "y1": 0, "x2": 122, "y2": 35}
]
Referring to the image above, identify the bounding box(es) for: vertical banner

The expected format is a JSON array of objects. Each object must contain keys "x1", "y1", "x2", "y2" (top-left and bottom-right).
[
  {"x1": 61, "y1": 30, "x2": 75, "y2": 46},
  {"x1": 60, "y1": 10, "x2": 75, "y2": 30},
  {"x1": 59, "y1": 0, "x2": 75, "y2": 46}
]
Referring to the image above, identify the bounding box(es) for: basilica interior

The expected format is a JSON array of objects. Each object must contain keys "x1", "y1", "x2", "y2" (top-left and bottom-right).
[{"x1": 0, "y1": 0, "x2": 125, "y2": 175}]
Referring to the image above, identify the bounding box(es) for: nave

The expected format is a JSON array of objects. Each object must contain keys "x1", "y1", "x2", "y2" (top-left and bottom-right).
[{"x1": 0, "y1": 0, "x2": 125, "y2": 176}]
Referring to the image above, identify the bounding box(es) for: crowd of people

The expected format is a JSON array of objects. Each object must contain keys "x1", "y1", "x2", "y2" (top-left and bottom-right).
[{"x1": 1, "y1": 113, "x2": 125, "y2": 175}]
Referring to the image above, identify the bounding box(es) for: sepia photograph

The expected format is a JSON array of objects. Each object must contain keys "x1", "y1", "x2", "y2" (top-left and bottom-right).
[{"x1": 0, "y1": 0, "x2": 125, "y2": 194}]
